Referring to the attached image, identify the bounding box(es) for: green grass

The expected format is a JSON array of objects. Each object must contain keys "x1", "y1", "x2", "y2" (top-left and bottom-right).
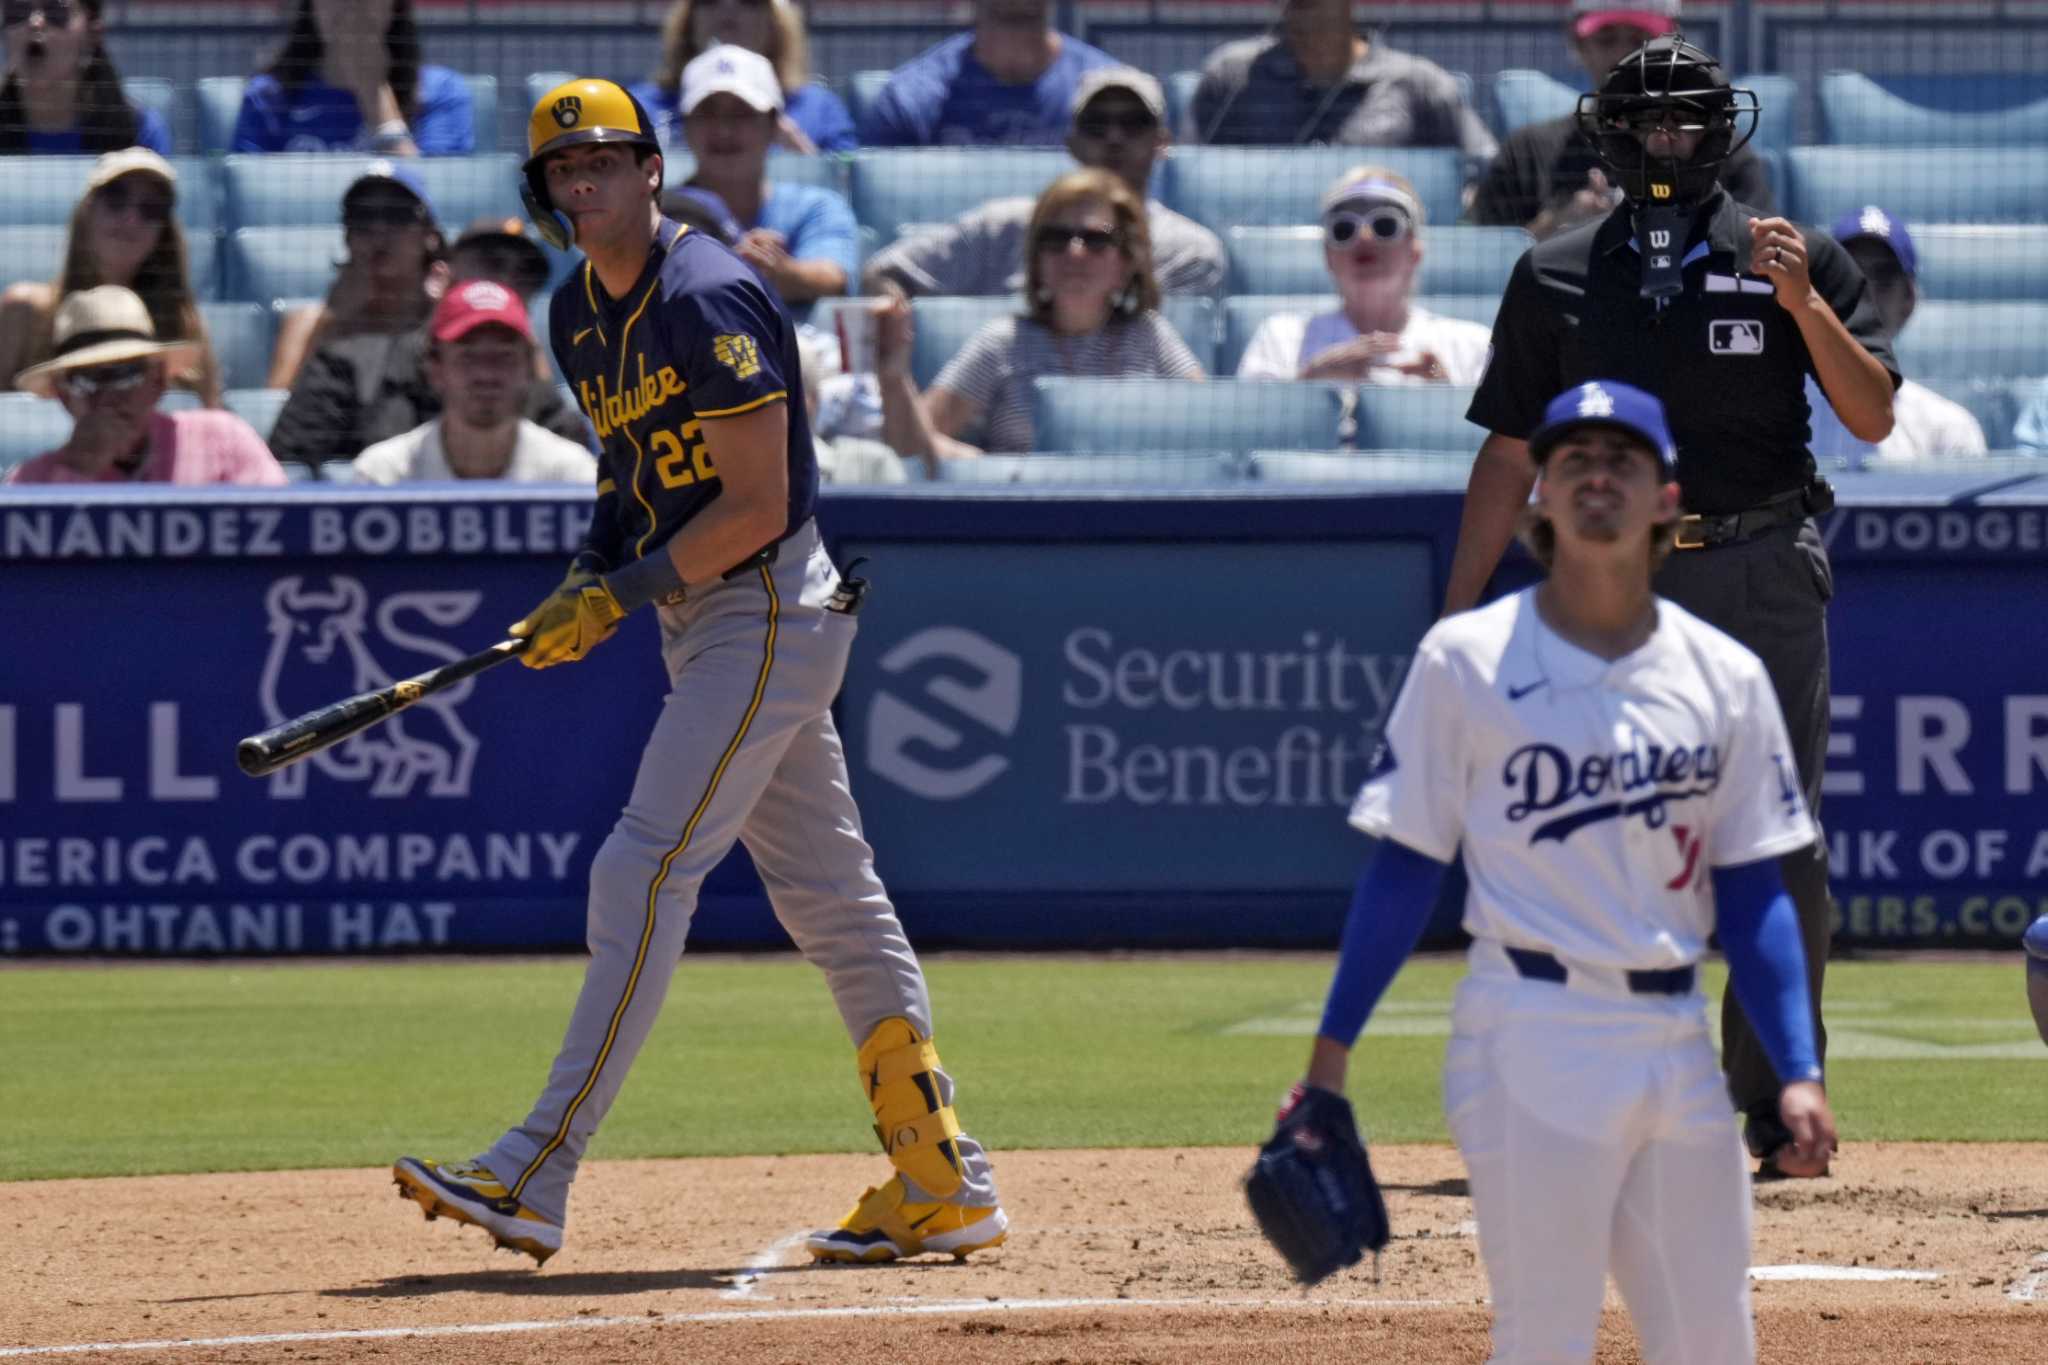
[{"x1": 3, "y1": 954, "x2": 2043, "y2": 1181}]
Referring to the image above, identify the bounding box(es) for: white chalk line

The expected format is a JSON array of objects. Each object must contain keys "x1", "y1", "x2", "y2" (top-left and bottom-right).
[
  {"x1": 0, "y1": 1294, "x2": 1464, "y2": 1359},
  {"x1": 717, "y1": 1231, "x2": 809, "y2": 1299},
  {"x1": 2005, "y1": 1253, "x2": 2048, "y2": 1302}
]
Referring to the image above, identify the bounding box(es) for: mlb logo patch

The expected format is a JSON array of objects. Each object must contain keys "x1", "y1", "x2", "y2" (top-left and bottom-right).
[{"x1": 1709, "y1": 320, "x2": 1765, "y2": 355}]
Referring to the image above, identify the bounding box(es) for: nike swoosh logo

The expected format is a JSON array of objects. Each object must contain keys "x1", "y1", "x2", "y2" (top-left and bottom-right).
[
  {"x1": 907, "y1": 1208, "x2": 942, "y2": 1230},
  {"x1": 1507, "y1": 680, "x2": 1547, "y2": 701},
  {"x1": 572, "y1": 328, "x2": 594, "y2": 346}
]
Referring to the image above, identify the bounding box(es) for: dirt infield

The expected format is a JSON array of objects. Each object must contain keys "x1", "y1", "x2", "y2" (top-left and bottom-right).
[{"x1": 8, "y1": 1143, "x2": 2045, "y2": 1363}]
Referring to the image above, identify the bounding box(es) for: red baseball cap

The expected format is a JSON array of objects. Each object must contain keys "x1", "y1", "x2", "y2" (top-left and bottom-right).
[
  {"x1": 431, "y1": 279, "x2": 535, "y2": 345},
  {"x1": 1571, "y1": 1, "x2": 1680, "y2": 40}
]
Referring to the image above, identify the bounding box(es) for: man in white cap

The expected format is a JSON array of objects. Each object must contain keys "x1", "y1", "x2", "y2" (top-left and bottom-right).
[
  {"x1": 7, "y1": 286, "x2": 284, "y2": 486},
  {"x1": 678, "y1": 45, "x2": 857, "y2": 321},
  {"x1": 350, "y1": 279, "x2": 598, "y2": 484},
  {"x1": 1236, "y1": 165, "x2": 1491, "y2": 384},
  {"x1": 1472, "y1": 0, "x2": 1774, "y2": 236},
  {"x1": 863, "y1": 66, "x2": 1225, "y2": 298}
]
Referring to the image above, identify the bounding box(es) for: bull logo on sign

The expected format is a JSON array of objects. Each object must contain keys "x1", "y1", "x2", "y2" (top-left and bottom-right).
[{"x1": 258, "y1": 576, "x2": 484, "y2": 799}]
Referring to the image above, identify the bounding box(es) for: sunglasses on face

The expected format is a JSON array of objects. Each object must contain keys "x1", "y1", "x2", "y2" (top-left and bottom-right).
[
  {"x1": 4, "y1": 0, "x2": 75, "y2": 27},
  {"x1": 1324, "y1": 205, "x2": 1412, "y2": 248},
  {"x1": 97, "y1": 182, "x2": 172, "y2": 224},
  {"x1": 58, "y1": 359, "x2": 151, "y2": 396},
  {"x1": 1075, "y1": 110, "x2": 1157, "y2": 139},
  {"x1": 345, "y1": 202, "x2": 426, "y2": 231},
  {"x1": 1035, "y1": 225, "x2": 1122, "y2": 256}
]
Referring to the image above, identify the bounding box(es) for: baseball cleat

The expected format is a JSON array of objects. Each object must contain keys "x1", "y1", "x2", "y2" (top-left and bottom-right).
[
  {"x1": 806, "y1": 1175, "x2": 1008, "y2": 1263},
  {"x1": 392, "y1": 1156, "x2": 562, "y2": 1265}
]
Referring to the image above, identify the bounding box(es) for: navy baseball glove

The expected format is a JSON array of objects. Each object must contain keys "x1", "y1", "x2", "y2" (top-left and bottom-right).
[{"x1": 1245, "y1": 1084, "x2": 1390, "y2": 1285}]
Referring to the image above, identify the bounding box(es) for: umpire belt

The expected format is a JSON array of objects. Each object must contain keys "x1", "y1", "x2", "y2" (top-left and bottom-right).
[
  {"x1": 1503, "y1": 946, "x2": 1696, "y2": 997},
  {"x1": 1672, "y1": 481, "x2": 1829, "y2": 552}
]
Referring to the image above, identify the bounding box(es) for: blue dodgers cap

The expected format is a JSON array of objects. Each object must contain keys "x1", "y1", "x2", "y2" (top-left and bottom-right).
[
  {"x1": 345, "y1": 158, "x2": 437, "y2": 223},
  {"x1": 1831, "y1": 204, "x2": 1918, "y2": 278},
  {"x1": 1528, "y1": 380, "x2": 1678, "y2": 476}
]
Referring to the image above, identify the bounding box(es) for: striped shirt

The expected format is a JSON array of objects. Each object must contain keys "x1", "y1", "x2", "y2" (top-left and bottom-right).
[{"x1": 931, "y1": 311, "x2": 1204, "y2": 453}]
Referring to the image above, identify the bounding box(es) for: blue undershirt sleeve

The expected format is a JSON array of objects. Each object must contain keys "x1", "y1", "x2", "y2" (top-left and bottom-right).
[
  {"x1": 1712, "y1": 858, "x2": 1823, "y2": 1085},
  {"x1": 1317, "y1": 839, "x2": 1451, "y2": 1048}
]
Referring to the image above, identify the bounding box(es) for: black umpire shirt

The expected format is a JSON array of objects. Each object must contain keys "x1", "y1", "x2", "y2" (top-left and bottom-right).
[
  {"x1": 1469, "y1": 113, "x2": 1774, "y2": 228},
  {"x1": 1468, "y1": 189, "x2": 1900, "y2": 515}
]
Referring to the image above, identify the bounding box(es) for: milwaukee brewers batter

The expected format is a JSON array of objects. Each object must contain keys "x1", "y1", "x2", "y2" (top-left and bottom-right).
[
  {"x1": 1288, "y1": 382, "x2": 1835, "y2": 1360},
  {"x1": 391, "y1": 79, "x2": 1006, "y2": 1266}
]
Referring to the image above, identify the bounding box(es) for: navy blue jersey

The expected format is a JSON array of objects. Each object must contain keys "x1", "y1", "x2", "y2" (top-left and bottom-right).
[{"x1": 552, "y1": 219, "x2": 819, "y2": 572}]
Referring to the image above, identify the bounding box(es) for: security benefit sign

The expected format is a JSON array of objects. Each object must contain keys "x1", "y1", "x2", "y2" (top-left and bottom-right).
[
  {"x1": 1822, "y1": 552, "x2": 2048, "y2": 945},
  {"x1": 0, "y1": 495, "x2": 665, "y2": 955},
  {"x1": 836, "y1": 540, "x2": 1434, "y2": 895}
]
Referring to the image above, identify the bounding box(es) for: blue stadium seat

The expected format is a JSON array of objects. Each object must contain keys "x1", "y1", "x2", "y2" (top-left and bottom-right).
[
  {"x1": 1161, "y1": 147, "x2": 1464, "y2": 233},
  {"x1": 1490, "y1": 68, "x2": 1793, "y2": 148},
  {"x1": 0, "y1": 156, "x2": 218, "y2": 230},
  {"x1": 1786, "y1": 148, "x2": 2048, "y2": 226},
  {"x1": 1354, "y1": 385, "x2": 1482, "y2": 453},
  {"x1": 933, "y1": 451, "x2": 1242, "y2": 486},
  {"x1": 221, "y1": 154, "x2": 523, "y2": 230},
  {"x1": 1225, "y1": 224, "x2": 1530, "y2": 296},
  {"x1": 1912, "y1": 226, "x2": 2048, "y2": 303},
  {"x1": 224, "y1": 227, "x2": 343, "y2": 304},
  {"x1": 0, "y1": 393, "x2": 72, "y2": 473},
  {"x1": 196, "y1": 74, "x2": 496, "y2": 154},
  {"x1": 908, "y1": 296, "x2": 1217, "y2": 388},
  {"x1": 851, "y1": 148, "x2": 1072, "y2": 246},
  {"x1": 0, "y1": 225, "x2": 67, "y2": 292},
  {"x1": 1819, "y1": 72, "x2": 2048, "y2": 146},
  {"x1": 198, "y1": 302, "x2": 278, "y2": 392},
  {"x1": 843, "y1": 70, "x2": 893, "y2": 132},
  {"x1": 122, "y1": 77, "x2": 178, "y2": 153},
  {"x1": 1893, "y1": 303, "x2": 2048, "y2": 383},
  {"x1": 656, "y1": 149, "x2": 847, "y2": 195},
  {"x1": 319, "y1": 459, "x2": 363, "y2": 484},
  {"x1": 224, "y1": 387, "x2": 292, "y2": 443},
  {"x1": 1029, "y1": 378, "x2": 1350, "y2": 454},
  {"x1": 1249, "y1": 449, "x2": 1473, "y2": 486},
  {"x1": 1165, "y1": 70, "x2": 1202, "y2": 141}
]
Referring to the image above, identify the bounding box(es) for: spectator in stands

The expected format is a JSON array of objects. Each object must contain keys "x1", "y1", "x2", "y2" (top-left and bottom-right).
[
  {"x1": 796, "y1": 328, "x2": 908, "y2": 485},
  {"x1": 2015, "y1": 386, "x2": 2048, "y2": 455},
  {"x1": 659, "y1": 184, "x2": 743, "y2": 244},
  {"x1": 635, "y1": 0, "x2": 856, "y2": 154},
  {"x1": 268, "y1": 199, "x2": 586, "y2": 473},
  {"x1": 7, "y1": 286, "x2": 284, "y2": 485},
  {"x1": 266, "y1": 160, "x2": 446, "y2": 391},
  {"x1": 875, "y1": 168, "x2": 1204, "y2": 470},
  {"x1": 676, "y1": 45, "x2": 856, "y2": 321},
  {"x1": 351, "y1": 280, "x2": 595, "y2": 484},
  {"x1": 859, "y1": 0, "x2": 1117, "y2": 148},
  {"x1": 1808, "y1": 206, "x2": 1986, "y2": 465},
  {"x1": 0, "y1": 148, "x2": 220, "y2": 405},
  {"x1": 1190, "y1": 0, "x2": 1495, "y2": 160},
  {"x1": 1471, "y1": 1, "x2": 1772, "y2": 236},
  {"x1": 864, "y1": 67, "x2": 1226, "y2": 299},
  {"x1": 447, "y1": 215, "x2": 551, "y2": 302},
  {"x1": 1237, "y1": 165, "x2": 1490, "y2": 384},
  {"x1": 234, "y1": 0, "x2": 473, "y2": 156},
  {"x1": 0, "y1": 0, "x2": 168, "y2": 154}
]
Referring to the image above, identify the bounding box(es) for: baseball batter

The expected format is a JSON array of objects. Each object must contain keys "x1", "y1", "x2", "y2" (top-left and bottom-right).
[
  {"x1": 1290, "y1": 381, "x2": 1836, "y2": 1361},
  {"x1": 392, "y1": 79, "x2": 1006, "y2": 1266}
]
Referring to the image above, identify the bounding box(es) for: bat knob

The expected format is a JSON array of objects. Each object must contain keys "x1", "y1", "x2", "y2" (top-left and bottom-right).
[{"x1": 236, "y1": 737, "x2": 275, "y2": 777}]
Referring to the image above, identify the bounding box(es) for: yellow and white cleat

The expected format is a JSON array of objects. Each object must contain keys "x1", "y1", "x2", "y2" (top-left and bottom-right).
[
  {"x1": 806, "y1": 1174, "x2": 1008, "y2": 1263},
  {"x1": 392, "y1": 1156, "x2": 563, "y2": 1266}
]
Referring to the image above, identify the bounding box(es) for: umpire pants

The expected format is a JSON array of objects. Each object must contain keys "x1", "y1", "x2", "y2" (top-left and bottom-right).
[{"x1": 1653, "y1": 518, "x2": 1833, "y2": 1122}]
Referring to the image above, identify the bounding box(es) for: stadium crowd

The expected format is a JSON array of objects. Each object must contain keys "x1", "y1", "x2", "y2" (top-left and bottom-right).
[{"x1": 1, "y1": 0, "x2": 2043, "y2": 486}]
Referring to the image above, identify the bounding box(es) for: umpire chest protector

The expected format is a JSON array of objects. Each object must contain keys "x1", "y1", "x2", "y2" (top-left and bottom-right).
[{"x1": 1470, "y1": 192, "x2": 1900, "y2": 516}]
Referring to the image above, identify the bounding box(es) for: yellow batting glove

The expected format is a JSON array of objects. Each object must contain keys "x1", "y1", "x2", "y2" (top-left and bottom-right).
[{"x1": 510, "y1": 573, "x2": 625, "y2": 669}]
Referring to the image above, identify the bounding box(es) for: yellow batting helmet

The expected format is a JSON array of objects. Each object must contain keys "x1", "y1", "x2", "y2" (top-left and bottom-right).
[{"x1": 521, "y1": 77, "x2": 662, "y2": 249}]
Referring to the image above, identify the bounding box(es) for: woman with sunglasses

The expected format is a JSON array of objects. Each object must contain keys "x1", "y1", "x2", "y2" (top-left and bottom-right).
[
  {"x1": 1236, "y1": 166, "x2": 1491, "y2": 386},
  {"x1": 635, "y1": 0, "x2": 856, "y2": 154},
  {"x1": 266, "y1": 163, "x2": 446, "y2": 390},
  {"x1": 0, "y1": 148, "x2": 219, "y2": 404},
  {"x1": 0, "y1": 0, "x2": 170, "y2": 154},
  {"x1": 234, "y1": 0, "x2": 472, "y2": 156},
  {"x1": 875, "y1": 167, "x2": 1203, "y2": 473}
]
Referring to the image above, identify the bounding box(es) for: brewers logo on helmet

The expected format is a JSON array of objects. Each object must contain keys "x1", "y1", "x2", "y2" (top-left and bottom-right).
[{"x1": 521, "y1": 78, "x2": 662, "y2": 249}]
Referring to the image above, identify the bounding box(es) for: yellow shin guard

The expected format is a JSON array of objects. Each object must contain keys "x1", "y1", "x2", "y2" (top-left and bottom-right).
[{"x1": 858, "y1": 1017, "x2": 965, "y2": 1199}]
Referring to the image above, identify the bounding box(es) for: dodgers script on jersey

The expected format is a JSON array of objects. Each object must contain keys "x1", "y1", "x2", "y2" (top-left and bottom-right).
[
  {"x1": 550, "y1": 220, "x2": 821, "y2": 569},
  {"x1": 1350, "y1": 589, "x2": 1816, "y2": 969}
]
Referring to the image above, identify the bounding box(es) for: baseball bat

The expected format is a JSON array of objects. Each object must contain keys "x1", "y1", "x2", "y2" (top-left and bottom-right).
[{"x1": 235, "y1": 637, "x2": 530, "y2": 778}]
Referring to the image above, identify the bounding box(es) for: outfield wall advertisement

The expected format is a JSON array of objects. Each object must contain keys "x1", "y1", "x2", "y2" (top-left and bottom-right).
[{"x1": 0, "y1": 484, "x2": 2041, "y2": 955}]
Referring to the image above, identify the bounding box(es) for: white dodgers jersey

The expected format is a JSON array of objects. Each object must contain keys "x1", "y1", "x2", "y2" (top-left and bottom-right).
[{"x1": 1349, "y1": 590, "x2": 1817, "y2": 970}]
